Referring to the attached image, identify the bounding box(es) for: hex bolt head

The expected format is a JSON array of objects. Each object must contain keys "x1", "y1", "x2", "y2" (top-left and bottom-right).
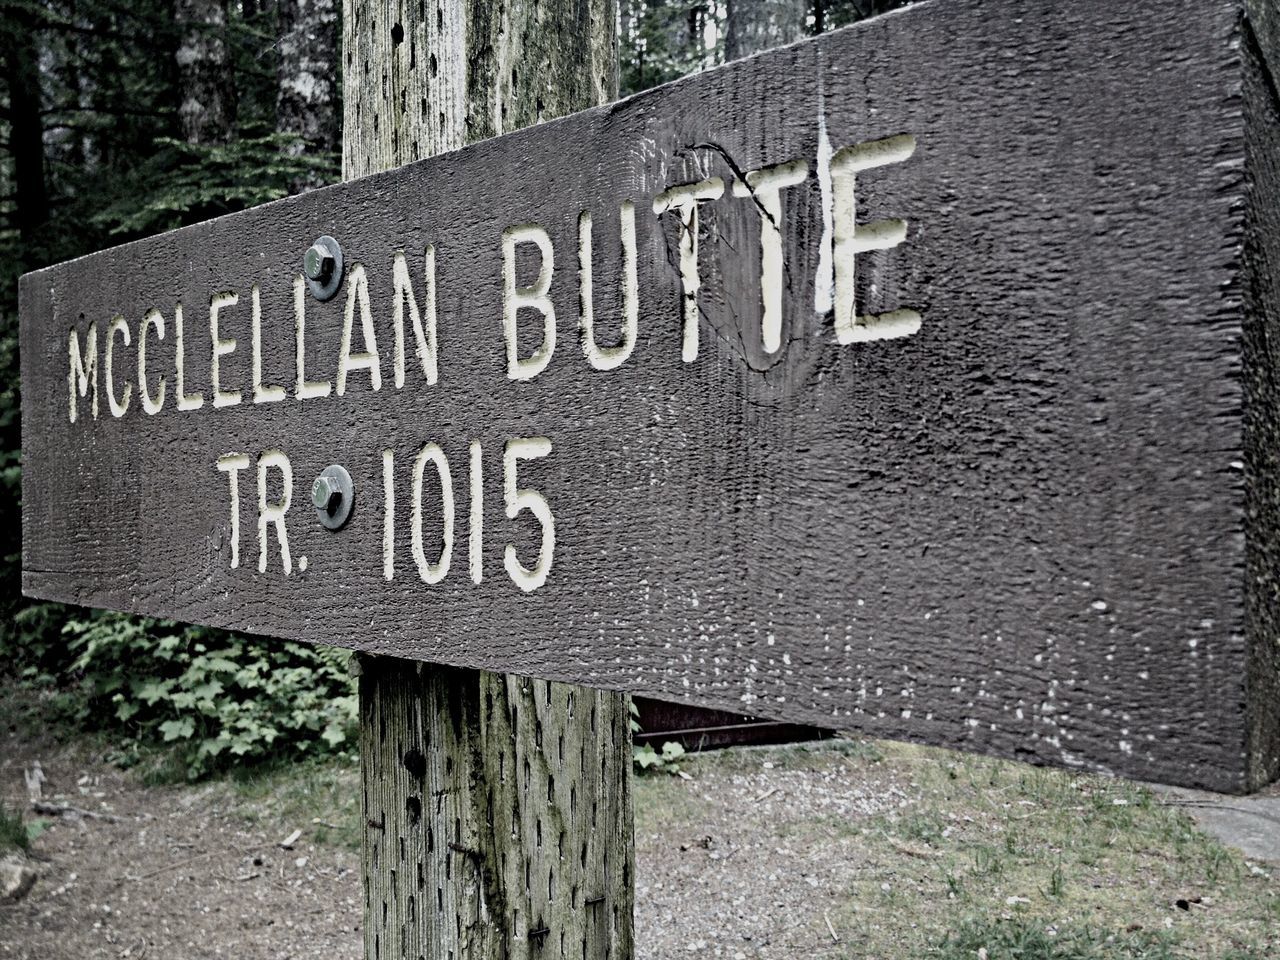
[
  {"x1": 303, "y1": 235, "x2": 344, "y2": 303},
  {"x1": 304, "y1": 243, "x2": 335, "y2": 282},
  {"x1": 312, "y1": 475, "x2": 341, "y2": 513}
]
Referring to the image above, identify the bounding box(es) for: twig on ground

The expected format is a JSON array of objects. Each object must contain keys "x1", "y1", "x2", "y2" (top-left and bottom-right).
[
  {"x1": 824, "y1": 911, "x2": 839, "y2": 943},
  {"x1": 125, "y1": 850, "x2": 217, "y2": 883},
  {"x1": 214, "y1": 872, "x2": 261, "y2": 882},
  {"x1": 124, "y1": 842, "x2": 267, "y2": 884},
  {"x1": 886, "y1": 836, "x2": 940, "y2": 859},
  {"x1": 32, "y1": 800, "x2": 122, "y2": 822}
]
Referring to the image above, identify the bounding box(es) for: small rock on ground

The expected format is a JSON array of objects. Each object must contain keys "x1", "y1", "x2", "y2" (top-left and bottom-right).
[{"x1": 1, "y1": 854, "x2": 38, "y2": 903}]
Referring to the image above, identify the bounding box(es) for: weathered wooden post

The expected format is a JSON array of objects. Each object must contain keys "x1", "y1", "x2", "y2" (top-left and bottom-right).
[{"x1": 340, "y1": 2, "x2": 632, "y2": 957}]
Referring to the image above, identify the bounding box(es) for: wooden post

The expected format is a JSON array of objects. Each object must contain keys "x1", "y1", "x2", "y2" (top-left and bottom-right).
[{"x1": 341, "y1": 3, "x2": 633, "y2": 958}]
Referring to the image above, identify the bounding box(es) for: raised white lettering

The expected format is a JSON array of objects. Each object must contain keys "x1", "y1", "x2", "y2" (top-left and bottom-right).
[
  {"x1": 830, "y1": 134, "x2": 920, "y2": 344},
  {"x1": 503, "y1": 437, "x2": 555, "y2": 592},
  {"x1": 257, "y1": 450, "x2": 293, "y2": 575},
  {"x1": 209, "y1": 291, "x2": 241, "y2": 408},
  {"x1": 391, "y1": 248, "x2": 439, "y2": 388},
  {"x1": 105, "y1": 315, "x2": 132, "y2": 418},
  {"x1": 67, "y1": 321, "x2": 98, "y2": 424},
  {"x1": 337, "y1": 263, "x2": 382, "y2": 395},
  {"x1": 138, "y1": 309, "x2": 166, "y2": 415},
  {"x1": 175, "y1": 303, "x2": 204, "y2": 411},
  {"x1": 653, "y1": 177, "x2": 725, "y2": 363},
  {"x1": 578, "y1": 203, "x2": 639, "y2": 371},
  {"x1": 251, "y1": 284, "x2": 286, "y2": 404},
  {"x1": 502, "y1": 224, "x2": 556, "y2": 381},
  {"x1": 411, "y1": 442, "x2": 453, "y2": 584},
  {"x1": 217, "y1": 453, "x2": 251, "y2": 568},
  {"x1": 469, "y1": 440, "x2": 483, "y2": 585},
  {"x1": 732, "y1": 159, "x2": 809, "y2": 354}
]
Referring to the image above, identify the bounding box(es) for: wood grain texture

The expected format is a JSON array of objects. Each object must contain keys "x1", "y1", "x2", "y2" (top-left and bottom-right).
[
  {"x1": 1242, "y1": 9, "x2": 1280, "y2": 792},
  {"x1": 19, "y1": 0, "x2": 1278, "y2": 792},
  {"x1": 346, "y1": 2, "x2": 633, "y2": 958},
  {"x1": 359, "y1": 660, "x2": 632, "y2": 959},
  {"x1": 341, "y1": 0, "x2": 615, "y2": 177}
]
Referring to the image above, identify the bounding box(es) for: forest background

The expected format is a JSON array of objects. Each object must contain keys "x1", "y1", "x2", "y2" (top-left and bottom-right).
[{"x1": 0, "y1": 0, "x2": 906, "y2": 777}]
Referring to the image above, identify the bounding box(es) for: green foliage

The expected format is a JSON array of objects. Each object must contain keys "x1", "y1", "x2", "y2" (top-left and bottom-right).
[
  {"x1": 924, "y1": 918, "x2": 1184, "y2": 960},
  {"x1": 25, "y1": 817, "x2": 50, "y2": 846},
  {"x1": 0, "y1": 802, "x2": 29, "y2": 853},
  {"x1": 0, "y1": 802, "x2": 44, "y2": 854},
  {"x1": 628, "y1": 701, "x2": 688, "y2": 772},
  {"x1": 6, "y1": 603, "x2": 74, "y2": 686},
  {"x1": 619, "y1": 1, "x2": 917, "y2": 97},
  {"x1": 621, "y1": 1, "x2": 718, "y2": 96},
  {"x1": 819, "y1": 0, "x2": 916, "y2": 31},
  {"x1": 89, "y1": 132, "x2": 334, "y2": 239},
  {"x1": 633, "y1": 739, "x2": 687, "y2": 772},
  {"x1": 56, "y1": 612, "x2": 357, "y2": 779}
]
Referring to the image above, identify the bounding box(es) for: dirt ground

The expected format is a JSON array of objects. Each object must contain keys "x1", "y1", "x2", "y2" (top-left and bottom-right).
[
  {"x1": 632, "y1": 750, "x2": 915, "y2": 958},
  {"x1": 0, "y1": 756, "x2": 363, "y2": 959},
  {"x1": 3, "y1": 723, "x2": 1278, "y2": 960},
  {"x1": 4, "y1": 731, "x2": 914, "y2": 960}
]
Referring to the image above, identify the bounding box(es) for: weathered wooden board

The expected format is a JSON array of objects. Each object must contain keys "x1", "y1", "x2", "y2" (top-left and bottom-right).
[{"x1": 20, "y1": 0, "x2": 1280, "y2": 792}]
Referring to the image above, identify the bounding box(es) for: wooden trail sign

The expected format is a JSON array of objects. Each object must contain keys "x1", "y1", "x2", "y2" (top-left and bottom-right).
[{"x1": 19, "y1": 0, "x2": 1280, "y2": 793}]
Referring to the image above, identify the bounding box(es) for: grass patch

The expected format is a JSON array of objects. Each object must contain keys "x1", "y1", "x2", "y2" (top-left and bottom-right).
[
  {"x1": 634, "y1": 737, "x2": 1277, "y2": 959},
  {"x1": 0, "y1": 802, "x2": 46, "y2": 854},
  {"x1": 206, "y1": 754, "x2": 363, "y2": 850},
  {"x1": 823, "y1": 741, "x2": 1278, "y2": 959},
  {"x1": 924, "y1": 917, "x2": 1181, "y2": 959},
  {"x1": 677, "y1": 736, "x2": 885, "y2": 775},
  {"x1": 0, "y1": 802, "x2": 29, "y2": 853}
]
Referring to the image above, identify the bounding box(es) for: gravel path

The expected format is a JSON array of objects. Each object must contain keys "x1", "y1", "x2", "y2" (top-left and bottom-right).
[{"x1": 635, "y1": 755, "x2": 917, "y2": 958}]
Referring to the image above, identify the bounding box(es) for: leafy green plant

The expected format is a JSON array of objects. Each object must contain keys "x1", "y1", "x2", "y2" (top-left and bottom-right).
[
  {"x1": 57, "y1": 612, "x2": 356, "y2": 779},
  {"x1": 628, "y1": 702, "x2": 688, "y2": 773},
  {"x1": 4, "y1": 603, "x2": 70, "y2": 686},
  {"x1": 633, "y1": 740, "x2": 687, "y2": 772},
  {"x1": 0, "y1": 803, "x2": 29, "y2": 853},
  {"x1": 1044, "y1": 861, "x2": 1067, "y2": 900}
]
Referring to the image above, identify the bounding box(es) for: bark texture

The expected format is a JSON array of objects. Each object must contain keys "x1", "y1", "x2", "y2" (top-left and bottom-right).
[
  {"x1": 725, "y1": 0, "x2": 809, "y2": 61},
  {"x1": 358, "y1": 661, "x2": 633, "y2": 959},
  {"x1": 276, "y1": 0, "x2": 340, "y2": 189},
  {"x1": 342, "y1": 0, "x2": 617, "y2": 178},
  {"x1": 343, "y1": 2, "x2": 633, "y2": 956},
  {"x1": 175, "y1": 0, "x2": 237, "y2": 145}
]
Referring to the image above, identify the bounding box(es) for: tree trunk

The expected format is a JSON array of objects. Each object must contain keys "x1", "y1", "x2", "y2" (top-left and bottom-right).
[
  {"x1": 174, "y1": 0, "x2": 236, "y2": 145},
  {"x1": 343, "y1": 2, "x2": 632, "y2": 958},
  {"x1": 344, "y1": 0, "x2": 616, "y2": 175},
  {"x1": 724, "y1": 0, "x2": 809, "y2": 61},
  {"x1": 276, "y1": 0, "x2": 339, "y2": 191},
  {"x1": 51, "y1": 0, "x2": 88, "y2": 173},
  {"x1": 2, "y1": 3, "x2": 50, "y2": 269},
  {"x1": 668, "y1": 1, "x2": 708, "y2": 75}
]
